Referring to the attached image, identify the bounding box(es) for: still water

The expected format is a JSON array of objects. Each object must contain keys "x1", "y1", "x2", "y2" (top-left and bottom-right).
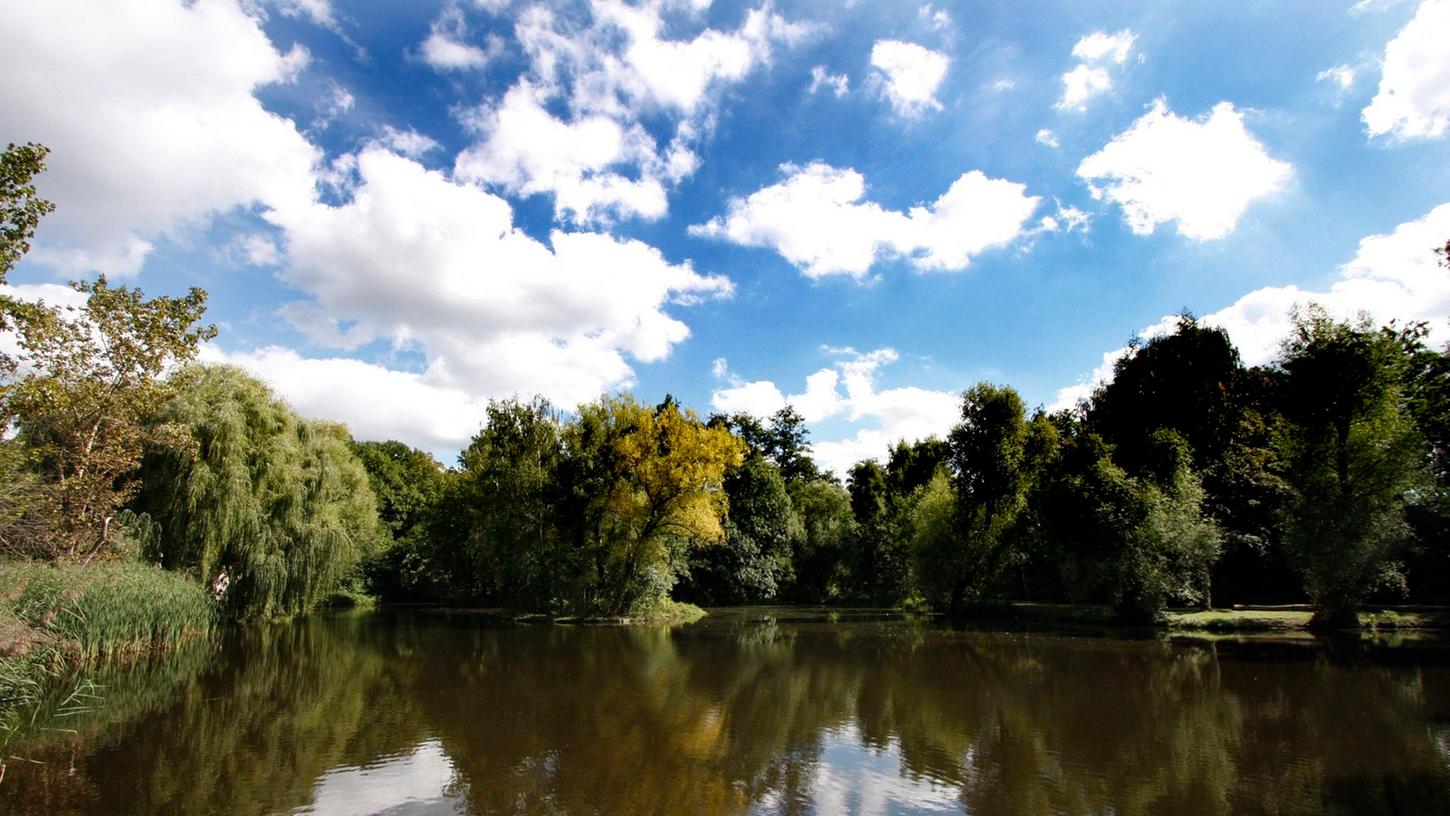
[{"x1": 3, "y1": 608, "x2": 1449, "y2": 815}]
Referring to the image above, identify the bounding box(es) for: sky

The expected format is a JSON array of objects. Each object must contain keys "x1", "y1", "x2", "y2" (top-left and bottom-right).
[{"x1": 4, "y1": 0, "x2": 1450, "y2": 476}]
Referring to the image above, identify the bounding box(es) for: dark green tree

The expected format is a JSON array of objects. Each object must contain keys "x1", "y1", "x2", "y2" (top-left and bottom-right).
[
  {"x1": 1277, "y1": 307, "x2": 1429, "y2": 626},
  {"x1": 684, "y1": 454, "x2": 801, "y2": 603}
]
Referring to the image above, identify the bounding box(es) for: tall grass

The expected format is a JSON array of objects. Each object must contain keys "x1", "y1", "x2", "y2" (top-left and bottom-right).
[
  {"x1": 1, "y1": 557, "x2": 217, "y2": 759},
  {"x1": 4, "y1": 559, "x2": 217, "y2": 660}
]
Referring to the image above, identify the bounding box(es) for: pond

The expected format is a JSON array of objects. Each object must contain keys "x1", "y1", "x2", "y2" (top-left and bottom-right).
[{"x1": 2, "y1": 608, "x2": 1449, "y2": 815}]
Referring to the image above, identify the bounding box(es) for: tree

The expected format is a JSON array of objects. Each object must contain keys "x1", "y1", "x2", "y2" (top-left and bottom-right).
[
  {"x1": 918, "y1": 385, "x2": 1054, "y2": 612},
  {"x1": 135, "y1": 365, "x2": 382, "y2": 619},
  {"x1": 685, "y1": 454, "x2": 801, "y2": 603},
  {"x1": 1087, "y1": 314, "x2": 1241, "y2": 474},
  {"x1": 786, "y1": 477, "x2": 856, "y2": 602},
  {"x1": 0, "y1": 142, "x2": 54, "y2": 287},
  {"x1": 349, "y1": 439, "x2": 447, "y2": 602},
  {"x1": 2, "y1": 277, "x2": 215, "y2": 561},
  {"x1": 563, "y1": 395, "x2": 743, "y2": 616},
  {"x1": 457, "y1": 397, "x2": 567, "y2": 609},
  {"x1": 1277, "y1": 307, "x2": 1428, "y2": 626},
  {"x1": 1039, "y1": 430, "x2": 1219, "y2": 622}
]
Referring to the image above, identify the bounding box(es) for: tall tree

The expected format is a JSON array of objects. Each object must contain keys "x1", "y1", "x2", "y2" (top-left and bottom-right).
[
  {"x1": 916, "y1": 384, "x2": 1035, "y2": 612},
  {"x1": 459, "y1": 397, "x2": 567, "y2": 609},
  {"x1": 563, "y1": 395, "x2": 743, "y2": 616},
  {"x1": 2, "y1": 277, "x2": 215, "y2": 561},
  {"x1": 1277, "y1": 307, "x2": 1429, "y2": 626},
  {"x1": 685, "y1": 454, "x2": 801, "y2": 603},
  {"x1": 136, "y1": 365, "x2": 382, "y2": 618}
]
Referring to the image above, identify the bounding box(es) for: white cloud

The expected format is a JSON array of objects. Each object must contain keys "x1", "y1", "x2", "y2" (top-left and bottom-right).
[
  {"x1": 420, "y1": 3, "x2": 498, "y2": 72},
  {"x1": 870, "y1": 40, "x2": 949, "y2": 116},
  {"x1": 690, "y1": 163, "x2": 1040, "y2": 278},
  {"x1": 456, "y1": 1, "x2": 809, "y2": 225},
  {"x1": 1035, "y1": 128, "x2": 1060, "y2": 148},
  {"x1": 202, "y1": 345, "x2": 487, "y2": 458},
  {"x1": 265, "y1": 147, "x2": 731, "y2": 410},
  {"x1": 1317, "y1": 64, "x2": 1356, "y2": 91},
  {"x1": 1071, "y1": 29, "x2": 1136, "y2": 64},
  {"x1": 1057, "y1": 29, "x2": 1135, "y2": 110},
  {"x1": 1051, "y1": 202, "x2": 1450, "y2": 408},
  {"x1": 1077, "y1": 99, "x2": 1292, "y2": 240},
  {"x1": 0, "y1": 0, "x2": 320, "y2": 276},
  {"x1": 713, "y1": 348, "x2": 960, "y2": 476},
  {"x1": 808, "y1": 65, "x2": 850, "y2": 97},
  {"x1": 1059, "y1": 65, "x2": 1112, "y2": 110},
  {"x1": 455, "y1": 82, "x2": 669, "y2": 223},
  {"x1": 377, "y1": 125, "x2": 441, "y2": 159},
  {"x1": 1363, "y1": 0, "x2": 1450, "y2": 140}
]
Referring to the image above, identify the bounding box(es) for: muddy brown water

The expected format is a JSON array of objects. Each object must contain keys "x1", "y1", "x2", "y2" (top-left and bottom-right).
[{"x1": 2, "y1": 607, "x2": 1448, "y2": 815}]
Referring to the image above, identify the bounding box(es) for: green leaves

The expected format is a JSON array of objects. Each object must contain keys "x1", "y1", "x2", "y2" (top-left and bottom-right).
[{"x1": 0, "y1": 142, "x2": 55, "y2": 285}]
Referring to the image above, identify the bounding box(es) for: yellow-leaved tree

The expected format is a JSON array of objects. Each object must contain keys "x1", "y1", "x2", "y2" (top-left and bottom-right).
[{"x1": 565, "y1": 395, "x2": 743, "y2": 616}]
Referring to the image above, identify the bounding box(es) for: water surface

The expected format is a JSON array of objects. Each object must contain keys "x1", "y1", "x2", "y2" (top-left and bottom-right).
[{"x1": 3, "y1": 608, "x2": 1449, "y2": 815}]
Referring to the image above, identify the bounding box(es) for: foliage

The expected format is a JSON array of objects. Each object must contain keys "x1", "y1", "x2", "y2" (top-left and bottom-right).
[
  {"x1": 563, "y1": 395, "x2": 744, "y2": 616},
  {"x1": 714, "y1": 406, "x2": 820, "y2": 482},
  {"x1": 684, "y1": 454, "x2": 801, "y2": 604},
  {"x1": 1276, "y1": 307, "x2": 1428, "y2": 626},
  {"x1": 2, "y1": 557, "x2": 216, "y2": 660},
  {"x1": 134, "y1": 365, "x2": 382, "y2": 619},
  {"x1": 785, "y1": 478, "x2": 856, "y2": 602},
  {"x1": 349, "y1": 440, "x2": 444, "y2": 541},
  {"x1": 1040, "y1": 431, "x2": 1220, "y2": 622},
  {"x1": 1, "y1": 278, "x2": 215, "y2": 562},
  {"x1": 915, "y1": 384, "x2": 1044, "y2": 612},
  {"x1": 455, "y1": 397, "x2": 567, "y2": 609},
  {"x1": 0, "y1": 142, "x2": 54, "y2": 286}
]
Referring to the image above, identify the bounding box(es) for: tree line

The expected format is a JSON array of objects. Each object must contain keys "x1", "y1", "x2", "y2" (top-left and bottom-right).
[{"x1": 2, "y1": 142, "x2": 1446, "y2": 625}]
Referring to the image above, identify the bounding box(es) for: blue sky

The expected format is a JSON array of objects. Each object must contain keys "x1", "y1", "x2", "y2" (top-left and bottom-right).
[{"x1": 4, "y1": 0, "x2": 1450, "y2": 474}]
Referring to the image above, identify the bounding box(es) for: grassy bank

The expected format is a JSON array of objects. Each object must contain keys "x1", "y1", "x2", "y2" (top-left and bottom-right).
[
  {"x1": 974, "y1": 602, "x2": 1450, "y2": 633},
  {"x1": 1, "y1": 558, "x2": 217, "y2": 751}
]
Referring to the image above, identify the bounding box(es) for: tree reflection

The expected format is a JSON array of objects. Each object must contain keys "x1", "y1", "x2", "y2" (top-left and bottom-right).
[{"x1": 3, "y1": 612, "x2": 1449, "y2": 816}]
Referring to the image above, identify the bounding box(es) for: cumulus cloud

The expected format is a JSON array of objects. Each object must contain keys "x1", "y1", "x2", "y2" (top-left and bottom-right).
[
  {"x1": 201, "y1": 345, "x2": 488, "y2": 458},
  {"x1": 456, "y1": 1, "x2": 810, "y2": 225},
  {"x1": 1363, "y1": 0, "x2": 1450, "y2": 140},
  {"x1": 1077, "y1": 99, "x2": 1292, "y2": 240},
  {"x1": 1051, "y1": 202, "x2": 1450, "y2": 408},
  {"x1": 712, "y1": 348, "x2": 960, "y2": 476},
  {"x1": 0, "y1": 0, "x2": 319, "y2": 276},
  {"x1": 808, "y1": 65, "x2": 849, "y2": 97},
  {"x1": 455, "y1": 82, "x2": 670, "y2": 223},
  {"x1": 420, "y1": 3, "x2": 499, "y2": 72},
  {"x1": 1035, "y1": 128, "x2": 1060, "y2": 148},
  {"x1": 869, "y1": 40, "x2": 950, "y2": 116},
  {"x1": 264, "y1": 147, "x2": 731, "y2": 410},
  {"x1": 690, "y1": 163, "x2": 1040, "y2": 278},
  {"x1": 1057, "y1": 29, "x2": 1135, "y2": 110}
]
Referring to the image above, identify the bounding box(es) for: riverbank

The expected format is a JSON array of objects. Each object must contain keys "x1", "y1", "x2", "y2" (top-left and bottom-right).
[
  {"x1": 0, "y1": 558, "x2": 216, "y2": 745},
  {"x1": 975, "y1": 602, "x2": 1450, "y2": 633}
]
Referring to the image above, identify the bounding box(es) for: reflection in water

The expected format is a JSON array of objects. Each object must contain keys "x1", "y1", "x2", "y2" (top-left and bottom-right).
[
  {"x1": 2, "y1": 609, "x2": 1449, "y2": 815},
  {"x1": 291, "y1": 739, "x2": 464, "y2": 816}
]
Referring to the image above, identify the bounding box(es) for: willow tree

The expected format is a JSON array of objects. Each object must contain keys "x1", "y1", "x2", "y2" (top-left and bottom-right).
[
  {"x1": 135, "y1": 365, "x2": 382, "y2": 619},
  {"x1": 563, "y1": 395, "x2": 743, "y2": 616}
]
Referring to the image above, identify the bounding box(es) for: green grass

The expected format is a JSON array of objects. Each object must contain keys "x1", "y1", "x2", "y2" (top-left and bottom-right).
[
  {"x1": 3, "y1": 559, "x2": 217, "y2": 660},
  {"x1": 1167, "y1": 609, "x2": 1313, "y2": 632},
  {"x1": 1, "y1": 557, "x2": 217, "y2": 755}
]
